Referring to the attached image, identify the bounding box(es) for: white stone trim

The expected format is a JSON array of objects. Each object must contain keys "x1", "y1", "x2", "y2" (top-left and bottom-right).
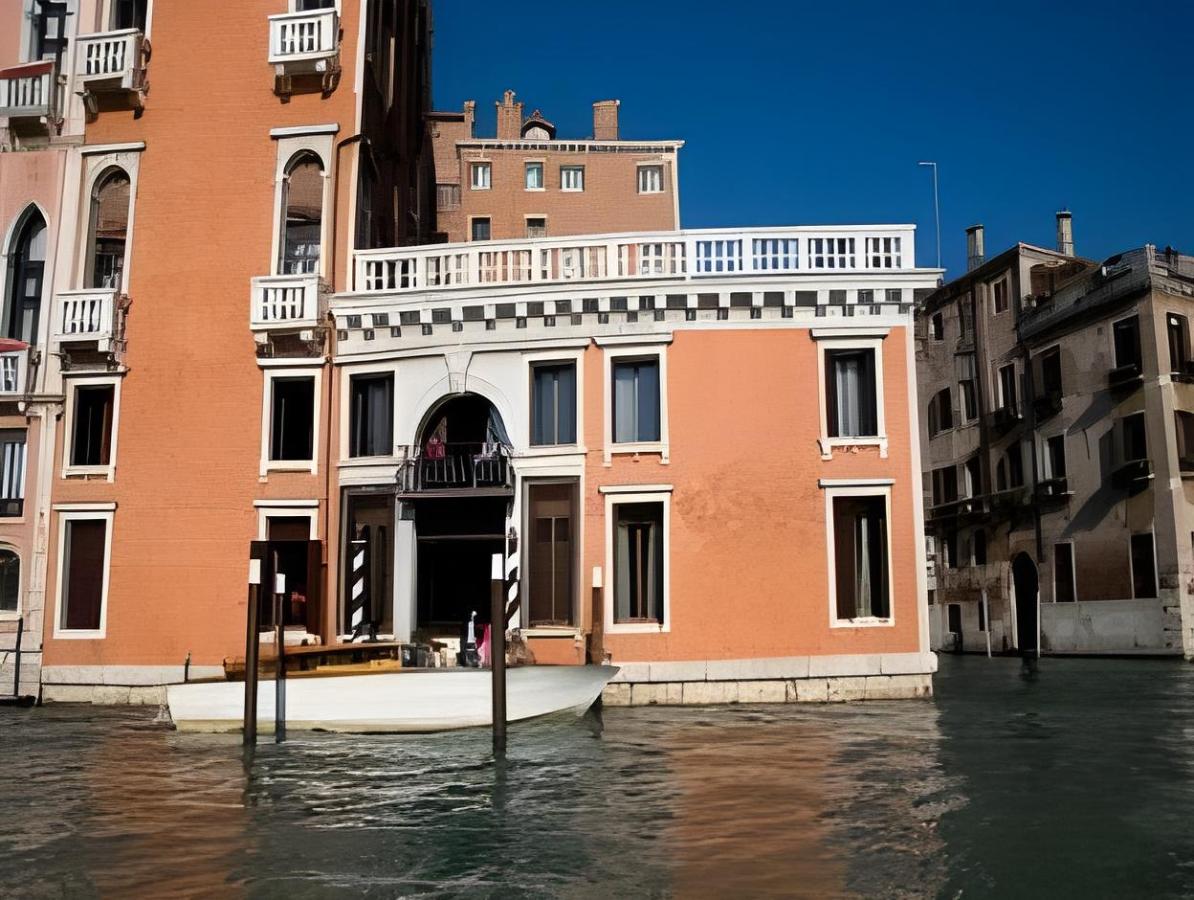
[
  {"x1": 271, "y1": 132, "x2": 336, "y2": 280},
  {"x1": 607, "y1": 652, "x2": 937, "y2": 682},
  {"x1": 602, "y1": 343, "x2": 669, "y2": 465},
  {"x1": 599, "y1": 483, "x2": 673, "y2": 494},
  {"x1": 813, "y1": 332, "x2": 888, "y2": 459},
  {"x1": 594, "y1": 333, "x2": 672, "y2": 347},
  {"x1": 260, "y1": 366, "x2": 322, "y2": 477},
  {"x1": 52, "y1": 507, "x2": 114, "y2": 640},
  {"x1": 810, "y1": 327, "x2": 891, "y2": 339},
  {"x1": 41, "y1": 664, "x2": 224, "y2": 686},
  {"x1": 523, "y1": 347, "x2": 584, "y2": 453},
  {"x1": 52, "y1": 502, "x2": 117, "y2": 512},
  {"x1": 822, "y1": 482, "x2": 895, "y2": 629},
  {"x1": 79, "y1": 142, "x2": 146, "y2": 156},
  {"x1": 817, "y1": 478, "x2": 894, "y2": 488},
  {"x1": 75, "y1": 149, "x2": 142, "y2": 295},
  {"x1": 256, "y1": 502, "x2": 319, "y2": 541},
  {"x1": 270, "y1": 123, "x2": 340, "y2": 138},
  {"x1": 604, "y1": 488, "x2": 671, "y2": 635},
  {"x1": 61, "y1": 374, "x2": 121, "y2": 482}
]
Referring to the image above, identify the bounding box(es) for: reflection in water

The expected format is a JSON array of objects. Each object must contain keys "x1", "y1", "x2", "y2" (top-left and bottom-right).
[{"x1": 1, "y1": 657, "x2": 1193, "y2": 898}]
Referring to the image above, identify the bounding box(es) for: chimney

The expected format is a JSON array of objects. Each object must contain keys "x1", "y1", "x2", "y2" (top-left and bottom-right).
[
  {"x1": 593, "y1": 99, "x2": 620, "y2": 141},
  {"x1": 463, "y1": 100, "x2": 476, "y2": 139},
  {"x1": 495, "y1": 89, "x2": 522, "y2": 140},
  {"x1": 1056, "y1": 210, "x2": 1074, "y2": 256},
  {"x1": 966, "y1": 224, "x2": 985, "y2": 271}
]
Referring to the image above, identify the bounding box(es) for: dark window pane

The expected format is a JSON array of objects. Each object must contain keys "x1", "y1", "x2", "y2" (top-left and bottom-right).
[
  {"x1": 63, "y1": 519, "x2": 106, "y2": 631},
  {"x1": 471, "y1": 218, "x2": 491, "y2": 241},
  {"x1": 1131, "y1": 533, "x2": 1156, "y2": 598},
  {"x1": 349, "y1": 374, "x2": 393, "y2": 457},
  {"x1": 833, "y1": 495, "x2": 889, "y2": 619},
  {"x1": 614, "y1": 502, "x2": 664, "y2": 624},
  {"x1": 71, "y1": 385, "x2": 114, "y2": 467},
  {"x1": 281, "y1": 155, "x2": 323, "y2": 275},
  {"x1": 271, "y1": 378, "x2": 315, "y2": 461},
  {"x1": 612, "y1": 360, "x2": 660, "y2": 443},
  {"x1": 1054, "y1": 543, "x2": 1075, "y2": 603},
  {"x1": 826, "y1": 349, "x2": 877, "y2": 437},
  {"x1": 531, "y1": 363, "x2": 576, "y2": 446},
  {"x1": 1114, "y1": 317, "x2": 1142, "y2": 370},
  {"x1": 0, "y1": 550, "x2": 17, "y2": 612}
]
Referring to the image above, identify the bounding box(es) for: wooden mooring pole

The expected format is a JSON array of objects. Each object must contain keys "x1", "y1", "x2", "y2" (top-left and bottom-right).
[
  {"x1": 243, "y1": 560, "x2": 261, "y2": 746},
  {"x1": 274, "y1": 561, "x2": 287, "y2": 744},
  {"x1": 490, "y1": 553, "x2": 507, "y2": 756}
]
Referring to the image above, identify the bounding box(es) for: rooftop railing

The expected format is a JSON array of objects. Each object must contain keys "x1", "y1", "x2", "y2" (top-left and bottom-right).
[{"x1": 353, "y1": 226, "x2": 918, "y2": 295}]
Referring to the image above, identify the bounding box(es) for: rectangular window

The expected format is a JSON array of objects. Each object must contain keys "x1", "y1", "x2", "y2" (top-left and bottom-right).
[
  {"x1": 270, "y1": 377, "x2": 315, "y2": 462},
  {"x1": 528, "y1": 482, "x2": 576, "y2": 626},
  {"x1": 60, "y1": 517, "x2": 108, "y2": 632},
  {"x1": 0, "y1": 430, "x2": 26, "y2": 517},
  {"x1": 1122, "y1": 412, "x2": 1147, "y2": 462},
  {"x1": 809, "y1": 237, "x2": 856, "y2": 269},
  {"x1": 113, "y1": 0, "x2": 148, "y2": 30},
  {"x1": 526, "y1": 217, "x2": 547, "y2": 238},
  {"x1": 964, "y1": 456, "x2": 982, "y2": 497},
  {"x1": 530, "y1": 362, "x2": 577, "y2": 446},
  {"x1": 1114, "y1": 316, "x2": 1142, "y2": 371},
  {"x1": 614, "y1": 501, "x2": 664, "y2": 625},
  {"x1": 637, "y1": 165, "x2": 663, "y2": 194},
  {"x1": 1169, "y1": 314, "x2": 1189, "y2": 374},
  {"x1": 960, "y1": 379, "x2": 977, "y2": 421},
  {"x1": 932, "y1": 466, "x2": 958, "y2": 506},
  {"x1": 825, "y1": 348, "x2": 878, "y2": 438},
  {"x1": 993, "y1": 279, "x2": 1009, "y2": 314},
  {"x1": 612, "y1": 358, "x2": 660, "y2": 444},
  {"x1": 947, "y1": 603, "x2": 961, "y2": 634},
  {"x1": 1054, "y1": 543, "x2": 1075, "y2": 603},
  {"x1": 1040, "y1": 348, "x2": 1063, "y2": 396},
  {"x1": 1007, "y1": 443, "x2": 1024, "y2": 487},
  {"x1": 832, "y1": 494, "x2": 890, "y2": 620},
  {"x1": 972, "y1": 528, "x2": 987, "y2": 566},
  {"x1": 998, "y1": 364, "x2": 1017, "y2": 413},
  {"x1": 349, "y1": 373, "x2": 393, "y2": 458},
  {"x1": 1175, "y1": 411, "x2": 1194, "y2": 471},
  {"x1": 524, "y1": 162, "x2": 544, "y2": 190},
  {"x1": 71, "y1": 385, "x2": 114, "y2": 468},
  {"x1": 977, "y1": 596, "x2": 987, "y2": 631},
  {"x1": 928, "y1": 388, "x2": 953, "y2": 435},
  {"x1": 1131, "y1": 532, "x2": 1157, "y2": 599},
  {"x1": 470, "y1": 162, "x2": 491, "y2": 190},
  {"x1": 470, "y1": 217, "x2": 491, "y2": 242},
  {"x1": 930, "y1": 312, "x2": 944, "y2": 341},
  {"x1": 866, "y1": 236, "x2": 901, "y2": 268},
  {"x1": 1045, "y1": 434, "x2": 1067, "y2": 479},
  {"x1": 436, "y1": 183, "x2": 460, "y2": 210},
  {"x1": 561, "y1": 166, "x2": 584, "y2": 191}
]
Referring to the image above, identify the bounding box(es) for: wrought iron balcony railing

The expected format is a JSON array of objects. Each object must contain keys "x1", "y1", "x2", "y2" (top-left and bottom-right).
[{"x1": 398, "y1": 442, "x2": 514, "y2": 495}]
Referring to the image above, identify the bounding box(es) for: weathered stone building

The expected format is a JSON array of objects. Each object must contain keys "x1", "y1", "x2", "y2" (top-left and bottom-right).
[{"x1": 918, "y1": 218, "x2": 1194, "y2": 658}]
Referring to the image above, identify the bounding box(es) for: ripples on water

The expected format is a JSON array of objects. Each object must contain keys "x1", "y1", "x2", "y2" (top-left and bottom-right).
[{"x1": 1, "y1": 656, "x2": 1193, "y2": 898}]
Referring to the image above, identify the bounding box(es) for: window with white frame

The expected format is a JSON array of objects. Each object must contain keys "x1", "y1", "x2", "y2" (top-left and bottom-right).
[
  {"x1": 56, "y1": 511, "x2": 112, "y2": 635},
  {"x1": 637, "y1": 164, "x2": 663, "y2": 194},
  {"x1": 525, "y1": 217, "x2": 547, "y2": 238},
  {"x1": 828, "y1": 489, "x2": 891, "y2": 623},
  {"x1": 993, "y1": 278, "x2": 1009, "y2": 315},
  {"x1": 809, "y1": 237, "x2": 856, "y2": 269},
  {"x1": 612, "y1": 357, "x2": 661, "y2": 444},
  {"x1": 531, "y1": 361, "x2": 577, "y2": 446},
  {"x1": 471, "y1": 162, "x2": 491, "y2": 190},
  {"x1": 0, "y1": 548, "x2": 17, "y2": 614},
  {"x1": 997, "y1": 363, "x2": 1017, "y2": 414},
  {"x1": 0, "y1": 430, "x2": 27, "y2": 518},
  {"x1": 269, "y1": 375, "x2": 316, "y2": 463},
  {"x1": 279, "y1": 152, "x2": 325, "y2": 276},
  {"x1": 610, "y1": 497, "x2": 667, "y2": 628},
  {"x1": 561, "y1": 166, "x2": 584, "y2": 191},
  {"x1": 825, "y1": 348, "x2": 878, "y2": 438},
  {"x1": 349, "y1": 372, "x2": 393, "y2": 458},
  {"x1": 85, "y1": 167, "x2": 131, "y2": 290},
  {"x1": 470, "y1": 217, "x2": 491, "y2": 242},
  {"x1": 68, "y1": 381, "x2": 116, "y2": 471},
  {"x1": 1043, "y1": 433, "x2": 1066, "y2": 481},
  {"x1": 524, "y1": 162, "x2": 544, "y2": 190},
  {"x1": 866, "y1": 236, "x2": 902, "y2": 268}
]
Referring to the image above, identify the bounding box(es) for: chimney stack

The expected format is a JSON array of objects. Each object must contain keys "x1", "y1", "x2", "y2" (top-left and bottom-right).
[
  {"x1": 463, "y1": 100, "x2": 476, "y2": 139},
  {"x1": 1056, "y1": 210, "x2": 1074, "y2": 256},
  {"x1": 593, "y1": 99, "x2": 620, "y2": 141},
  {"x1": 495, "y1": 90, "x2": 522, "y2": 140},
  {"x1": 966, "y1": 224, "x2": 985, "y2": 271}
]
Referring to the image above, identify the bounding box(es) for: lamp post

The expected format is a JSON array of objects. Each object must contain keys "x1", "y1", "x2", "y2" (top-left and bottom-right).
[{"x1": 918, "y1": 161, "x2": 941, "y2": 270}]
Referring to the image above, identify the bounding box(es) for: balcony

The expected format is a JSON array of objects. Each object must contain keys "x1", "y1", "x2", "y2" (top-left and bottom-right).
[
  {"x1": 1035, "y1": 476, "x2": 1071, "y2": 504},
  {"x1": 74, "y1": 29, "x2": 149, "y2": 114},
  {"x1": 1111, "y1": 457, "x2": 1152, "y2": 490},
  {"x1": 268, "y1": 9, "x2": 340, "y2": 94},
  {"x1": 989, "y1": 404, "x2": 1022, "y2": 435},
  {"x1": 927, "y1": 495, "x2": 987, "y2": 524},
  {"x1": 352, "y1": 226, "x2": 919, "y2": 295},
  {"x1": 1033, "y1": 390, "x2": 1063, "y2": 421},
  {"x1": 0, "y1": 343, "x2": 29, "y2": 397},
  {"x1": 250, "y1": 274, "x2": 323, "y2": 332},
  {"x1": 1108, "y1": 362, "x2": 1143, "y2": 392},
  {"x1": 54, "y1": 289, "x2": 118, "y2": 350},
  {"x1": 398, "y1": 443, "x2": 514, "y2": 498},
  {"x1": 0, "y1": 60, "x2": 55, "y2": 123}
]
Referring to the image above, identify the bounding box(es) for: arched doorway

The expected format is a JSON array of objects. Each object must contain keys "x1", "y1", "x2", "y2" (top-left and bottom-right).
[
  {"x1": 1012, "y1": 552, "x2": 1039, "y2": 654},
  {"x1": 405, "y1": 393, "x2": 512, "y2": 637},
  {"x1": 5, "y1": 207, "x2": 46, "y2": 345}
]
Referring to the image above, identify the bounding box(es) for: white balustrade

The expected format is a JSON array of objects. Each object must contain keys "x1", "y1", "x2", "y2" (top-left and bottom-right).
[
  {"x1": 55, "y1": 290, "x2": 117, "y2": 344},
  {"x1": 268, "y1": 9, "x2": 339, "y2": 64},
  {"x1": 75, "y1": 29, "x2": 145, "y2": 89},
  {"x1": 251, "y1": 275, "x2": 321, "y2": 330},
  {"x1": 0, "y1": 62, "x2": 54, "y2": 118},
  {"x1": 352, "y1": 227, "x2": 917, "y2": 295}
]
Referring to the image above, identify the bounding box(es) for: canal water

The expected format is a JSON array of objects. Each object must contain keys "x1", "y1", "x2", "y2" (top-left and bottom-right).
[{"x1": 2, "y1": 655, "x2": 1194, "y2": 898}]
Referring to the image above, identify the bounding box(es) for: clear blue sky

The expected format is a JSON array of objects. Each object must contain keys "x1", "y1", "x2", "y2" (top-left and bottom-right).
[{"x1": 431, "y1": 0, "x2": 1193, "y2": 277}]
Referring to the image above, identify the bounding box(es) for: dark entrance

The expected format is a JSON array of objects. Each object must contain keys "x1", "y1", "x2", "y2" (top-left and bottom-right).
[
  {"x1": 526, "y1": 480, "x2": 577, "y2": 626},
  {"x1": 405, "y1": 393, "x2": 513, "y2": 637},
  {"x1": 254, "y1": 517, "x2": 322, "y2": 638},
  {"x1": 1012, "y1": 552, "x2": 1039, "y2": 654}
]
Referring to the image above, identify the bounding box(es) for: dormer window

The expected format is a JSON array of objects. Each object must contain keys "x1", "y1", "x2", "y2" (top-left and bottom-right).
[{"x1": 520, "y1": 109, "x2": 556, "y2": 141}]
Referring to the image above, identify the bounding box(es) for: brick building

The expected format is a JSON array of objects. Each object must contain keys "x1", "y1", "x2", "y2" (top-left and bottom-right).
[
  {"x1": 917, "y1": 218, "x2": 1194, "y2": 658},
  {"x1": 427, "y1": 90, "x2": 680, "y2": 243}
]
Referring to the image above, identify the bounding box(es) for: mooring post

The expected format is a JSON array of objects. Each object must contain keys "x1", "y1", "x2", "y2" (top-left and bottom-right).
[
  {"x1": 243, "y1": 560, "x2": 261, "y2": 746},
  {"x1": 490, "y1": 553, "x2": 507, "y2": 756},
  {"x1": 12, "y1": 616, "x2": 23, "y2": 699},
  {"x1": 274, "y1": 563, "x2": 287, "y2": 743}
]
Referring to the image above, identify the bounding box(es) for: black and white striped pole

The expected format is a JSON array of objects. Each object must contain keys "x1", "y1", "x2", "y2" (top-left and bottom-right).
[{"x1": 349, "y1": 526, "x2": 369, "y2": 640}]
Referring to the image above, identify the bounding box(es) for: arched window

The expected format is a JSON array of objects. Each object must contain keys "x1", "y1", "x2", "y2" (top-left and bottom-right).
[
  {"x1": 0, "y1": 548, "x2": 19, "y2": 613},
  {"x1": 6, "y1": 208, "x2": 46, "y2": 344},
  {"x1": 280, "y1": 153, "x2": 324, "y2": 275},
  {"x1": 86, "y1": 168, "x2": 131, "y2": 290}
]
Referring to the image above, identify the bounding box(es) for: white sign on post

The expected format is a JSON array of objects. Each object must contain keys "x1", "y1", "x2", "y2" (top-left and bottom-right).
[
  {"x1": 274, "y1": 573, "x2": 286, "y2": 595},
  {"x1": 248, "y1": 560, "x2": 261, "y2": 586}
]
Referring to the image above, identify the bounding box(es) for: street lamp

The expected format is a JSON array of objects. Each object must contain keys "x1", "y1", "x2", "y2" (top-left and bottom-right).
[{"x1": 918, "y1": 161, "x2": 941, "y2": 270}]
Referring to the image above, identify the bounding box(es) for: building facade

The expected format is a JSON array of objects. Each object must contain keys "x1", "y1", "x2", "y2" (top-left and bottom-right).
[
  {"x1": 427, "y1": 91, "x2": 680, "y2": 244},
  {"x1": 918, "y1": 219, "x2": 1194, "y2": 658},
  {"x1": 330, "y1": 227, "x2": 940, "y2": 704},
  {"x1": 14, "y1": 0, "x2": 433, "y2": 702}
]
